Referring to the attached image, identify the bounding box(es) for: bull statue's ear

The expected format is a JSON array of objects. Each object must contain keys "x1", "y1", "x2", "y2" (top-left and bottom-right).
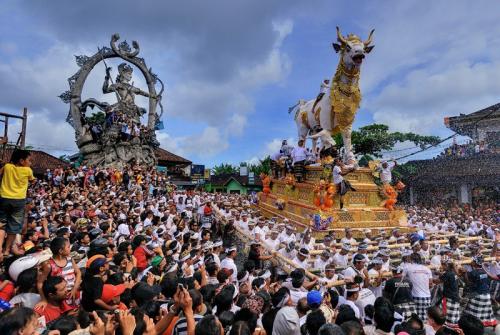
[
  {"x1": 332, "y1": 43, "x2": 342, "y2": 53},
  {"x1": 364, "y1": 45, "x2": 375, "y2": 53}
]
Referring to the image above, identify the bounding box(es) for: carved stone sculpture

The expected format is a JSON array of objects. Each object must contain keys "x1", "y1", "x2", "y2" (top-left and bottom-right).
[{"x1": 60, "y1": 34, "x2": 165, "y2": 169}]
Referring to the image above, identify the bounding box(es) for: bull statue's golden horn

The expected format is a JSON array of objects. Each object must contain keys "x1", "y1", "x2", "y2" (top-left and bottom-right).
[
  {"x1": 364, "y1": 29, "x2": 375, "y2": 46},
  {"x1": 336, "y1": 26, "x2": 347, "y2": 44}
]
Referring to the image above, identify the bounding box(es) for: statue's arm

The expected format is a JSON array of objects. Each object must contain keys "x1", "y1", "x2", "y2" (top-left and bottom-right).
[
  {"x1": 102, "y1": 68, "x2": 115, "y2": 94},
  {"x1": 132, "y1": 87, "x2": 153, "y2": 98}
]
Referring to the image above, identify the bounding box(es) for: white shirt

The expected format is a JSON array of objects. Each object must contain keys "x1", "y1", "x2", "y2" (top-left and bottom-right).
[
  {"x1": 332, "y1": 252, "x2": 349, "y2": 268},
  {"x1": 333, "y1": 166, "x2": 343, "y2": 184},
  {"x1": 220, "y1": 257, "x2": 238, "y2": 282},
  {"x1": 378, "y1": 162, "x2": 395, "y2": 184},
  {"x1": 314, "y1": 258, "x2": 329, "y2": 272},
  {"x1": 252, "y1": 226, "x2": 266, "y2": 240},
  {"x1": 406, "y1": 263, "x2": 432, "y2": 298},
  {"x1": 292, "y1": 256, "x2": 310, "y2": 270},
  {"x1": 291, "y1": 146, "x2": 307, "y2": 164},
  {"x1": 265, "y1": 237, "x2": 280, "y2": 251},
  {"x1": 341, "y1": 237, "x2": 356, "y2": 245},
  {"x1": 279, "y1": 232, "x2": 296, "y2": 245}
]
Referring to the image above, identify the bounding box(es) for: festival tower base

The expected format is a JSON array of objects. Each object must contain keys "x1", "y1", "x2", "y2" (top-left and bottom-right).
[{"x1": 257, "y1": 166, "x2": 409, "y2": 238}]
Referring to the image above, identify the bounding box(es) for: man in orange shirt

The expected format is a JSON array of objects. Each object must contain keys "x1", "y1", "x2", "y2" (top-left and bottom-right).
[{"x1": 35, "y1": 276, "x2": 76, "y2": 322}]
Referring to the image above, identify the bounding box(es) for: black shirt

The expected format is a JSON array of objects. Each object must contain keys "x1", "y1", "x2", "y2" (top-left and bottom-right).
[
  {"x1": 81, "y1": 275, "x2": 104, "y2": 311},
  {"x1": 248, "y1": 248, "x2": 262, "y2": 269},
  {"x1": 441, "y1": 270, "x2": 459, "y2": 302},
  {"x1": 384, "y1": 277, "x2": 413, "y2": 305}
]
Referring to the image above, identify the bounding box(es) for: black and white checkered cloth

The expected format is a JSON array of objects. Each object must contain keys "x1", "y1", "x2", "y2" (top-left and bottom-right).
[
  {"x1": 395, "y1": 302, "x2": 417, "y2": 320},
  {"x1": 464, "y1": 293, "x2": 494, "y2": 324},
  {"x1": 442, "y1": 298, "x2": 461, "y2": 325},
  {"x1": 490, "y1": 280, "x2": 500, "y2": 302},
  {"x1": 413, "y1": 296, "x2": 431, "y2": 321}
]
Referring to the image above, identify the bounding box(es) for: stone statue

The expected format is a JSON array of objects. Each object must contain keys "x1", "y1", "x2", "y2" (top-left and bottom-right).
[
  {"x1": 103, "y1": 63, "x2": 153, "y2": 125},
  {"x1": 60, "y1": 34, "x2": 165, "y2": 169}
]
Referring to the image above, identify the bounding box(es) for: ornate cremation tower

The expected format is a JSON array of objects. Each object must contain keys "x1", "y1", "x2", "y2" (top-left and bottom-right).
[{"x1": 60, "y1": 34, "x2": 165, "y2": 168}]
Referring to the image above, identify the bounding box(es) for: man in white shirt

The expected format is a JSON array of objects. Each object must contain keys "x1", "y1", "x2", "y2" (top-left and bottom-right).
[
  {"x1": 406, "y1": 253, "x2": 432, "y2": 321},
  {"x1": 265, "y1": 229, "x2": 281, "y2": 251},
  {"x1": 252, "y1": 219, "x2": 267, "y2": 241},
  {"x1": 220, "y1": 245, "x2": 238, "y2": 282},
  {"x1": 291, "y1": 140, "x2": 308, "y2": 182},
  {"x1": 292, "y1": 248, "x2": 311, "y2": 270},
  {"x1": 279, "y1": 225, "x2": 297, "y2": 245},
  {"x1": 332, "y1": 244, "x2": 351, "y2": 268},
  {"x1": 314, "y1": 250, "x2": 331, "y2": 273},
  {"x1": 311, "y1": 79, "x2": 330, "y2": 118},
  {"x1": 343, "y1": 254, "x2": 370, "y2": 289},
  {"x1": 377, "y1": 160, "x2": 396, "y2": 184},
  {"x1": 363, "y1": 229, "x2": 373, "y2": 244},
  {"x1": 341, "y1": 228, "x2": 356, "y2": 245},
  {"x1": 237, "y1": 212, "x2": 250, "y2": 232},
  {"x1": 368, "y1": 257, "x2": 385, "y2": 298}
]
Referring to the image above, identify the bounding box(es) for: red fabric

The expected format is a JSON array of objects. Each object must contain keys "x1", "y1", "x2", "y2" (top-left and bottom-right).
[
  {"x1": 34, "y1": 301, "x2": 75, "y2": 323},
  {"x1": 204, "y1": 206, "x2": 212, "y2": 215},
  {"x1": 0, "y1": 281, "x2": 15, "y2": 301},
  {"x1": 134, "y1": 246, "x2": 149, "y2": 272}
]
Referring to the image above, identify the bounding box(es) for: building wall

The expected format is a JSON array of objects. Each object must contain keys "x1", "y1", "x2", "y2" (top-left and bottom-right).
[{"x1": 226, "y1": 180, "x2": 246, "y2": 195}]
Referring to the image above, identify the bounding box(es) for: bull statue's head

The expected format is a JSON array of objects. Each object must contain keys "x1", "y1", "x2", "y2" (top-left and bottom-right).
[{"x1": 332, "y1": 26, "x2": 374, "y2": 67}]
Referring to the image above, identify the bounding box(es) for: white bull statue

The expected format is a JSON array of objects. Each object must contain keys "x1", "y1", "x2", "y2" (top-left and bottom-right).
[{"x1": 293, "y1": 26, "x2": 374, "y2": 160}]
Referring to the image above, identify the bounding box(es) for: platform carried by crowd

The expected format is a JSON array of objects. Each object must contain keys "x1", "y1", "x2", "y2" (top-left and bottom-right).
[{"x1": 0, "y1": 149, "x2": 499, "y2": 335}]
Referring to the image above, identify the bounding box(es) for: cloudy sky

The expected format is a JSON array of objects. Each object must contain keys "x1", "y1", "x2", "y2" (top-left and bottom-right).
[{"x1": 1, "y1": 0, "x2": 499, "y2": 167}]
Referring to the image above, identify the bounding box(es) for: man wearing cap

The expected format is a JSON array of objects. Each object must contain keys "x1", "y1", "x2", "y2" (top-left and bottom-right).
[
  {"x1": 352, "y1": 243, "x2": 370, "y2": 263},
  {"x1": 252, "y1": 218, "x2": 268, "y2": 242},
  {"x1": 221, "y1": 245, "x2": 238, "y2": 282},
  {"x1": 340, "y1": 228, "x2": 356, "y2": 245},
  {"x1": 279, "y1": 225, "x2": 297, "y2": 245},
  {"x1": 367, "y1": 257, "x2": 385, "y2": 298},
  {"x1": 332, "y1": 244, "x2": 350, "y2": 268},
  {"x1": 237, "y1": 212, "x2": 250, "y2": 232},
  {"x1": 292, "y1": 248, "x2": 310, "y2": 270},
  {"x1": 314, "y1": 250, "x2": 331, "y2": 273},
  {"x1": 342, "y1": 254, "x2": 370, "y2": 289},
  {"x1": 363, "y1": 229, "x2": 372, "y2": 244},
  {"x1": 388, "y1": 229, "x2": 400, "y2": 243},
  {"x1": 265, "y1": 229, "x2": 281, "y2": 251}
]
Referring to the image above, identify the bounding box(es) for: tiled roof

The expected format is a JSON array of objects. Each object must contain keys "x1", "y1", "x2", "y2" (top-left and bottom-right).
[
  {"x1": 2, "y1": 148, "x2": 70, "y2": 175},
  {"x1": 154, "y1": 147, "x2": 192, "y2": 165}
]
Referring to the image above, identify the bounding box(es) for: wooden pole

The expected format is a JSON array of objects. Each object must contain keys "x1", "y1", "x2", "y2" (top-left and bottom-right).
[{"x1": 20, "y1": 107, "x2": 27, "y2": 149}]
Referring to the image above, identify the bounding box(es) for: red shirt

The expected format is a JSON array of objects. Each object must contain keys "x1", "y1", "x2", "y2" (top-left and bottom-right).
[
  {"x1": 133, "y1": 246, "x2": 152, "y2": 272},
  {"x1": 0, "y1": 281, "x2": 14, "y2": 301},
  {"x1": 34, "y1": 301, "x2": 75, "y2": 323}
]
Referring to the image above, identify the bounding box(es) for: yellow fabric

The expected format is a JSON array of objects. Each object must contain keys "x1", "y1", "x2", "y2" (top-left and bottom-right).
[
  {"x1": 0, "y1": 163, "x2": 34, "y2": 199},
  {"x1": 330, "y1": 58, "x2": 362, "y2": 134}
]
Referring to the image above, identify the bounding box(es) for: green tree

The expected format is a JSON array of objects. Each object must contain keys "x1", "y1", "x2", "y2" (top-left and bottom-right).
[
  {"x1": 85, "y1": 111, "x2": 106, "y2": 126},
  {"x1": 248, "y1": 156, "x2": 271, "y2": 176},
  {"x1": 332, "y1": 124, "x2": 440, "y2": 158},
  {"x1": 58, "y1": 155, "x2": 71, "y2": 163},
  {"x1": 212, "y1": 163, "x2": 238, "y2": 176}
]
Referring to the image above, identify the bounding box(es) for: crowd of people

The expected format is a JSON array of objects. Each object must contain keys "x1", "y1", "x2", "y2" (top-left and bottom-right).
[
  {"x1": 436, "y1": 140, "x2": 496, "y2": 159},
  {"x1": 0, "y1": 148, "x2": 498, "y2": 335}
]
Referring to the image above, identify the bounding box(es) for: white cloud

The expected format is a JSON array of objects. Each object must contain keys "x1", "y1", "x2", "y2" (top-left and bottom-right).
[
  {"x1": 180, "y1": 126, "x2": 229, "y2": 158},
  {"x1": 227, "y1": 114, "x2": 247, "y2": 137},
  {"x1": 371, "y1": 61, "x2": 500, "y2": 134}
]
